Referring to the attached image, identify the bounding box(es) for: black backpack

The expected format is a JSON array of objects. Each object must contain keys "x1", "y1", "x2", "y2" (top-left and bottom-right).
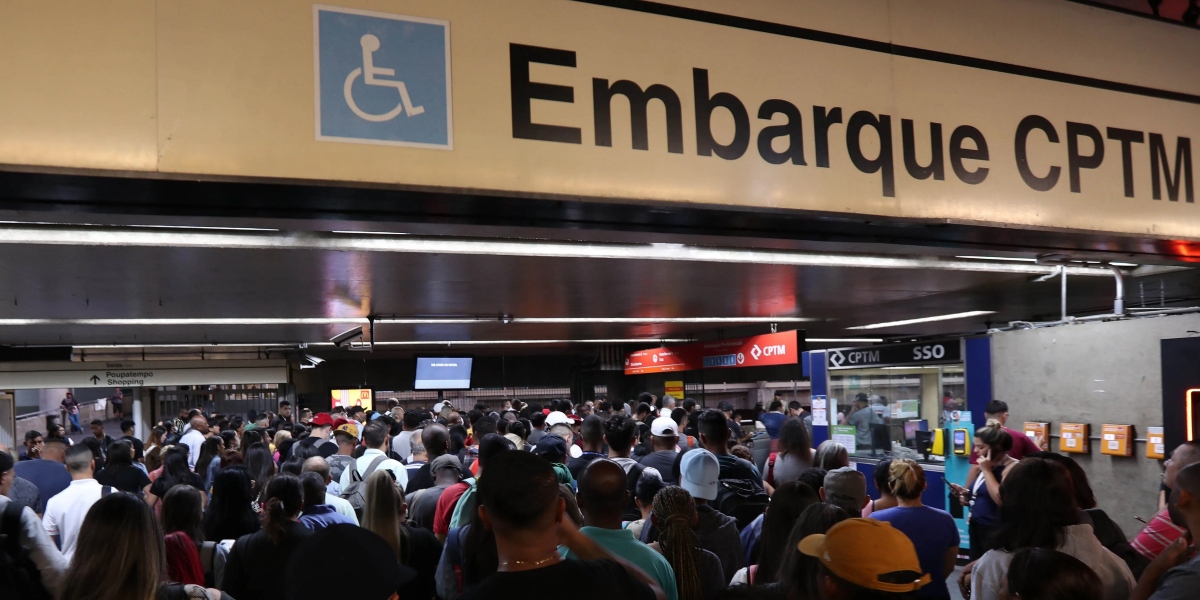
[
  {"x1": 0, "y1": 502, "x2": 52, "y2": 600},
  {"x1": 713, "y1": 478, "x2": 769, "y2": 531}
]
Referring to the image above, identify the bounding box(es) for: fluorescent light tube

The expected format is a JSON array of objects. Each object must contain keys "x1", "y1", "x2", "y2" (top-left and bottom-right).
[{"x1": 847, "y1": 311, "x2": 997, "y2": 330}]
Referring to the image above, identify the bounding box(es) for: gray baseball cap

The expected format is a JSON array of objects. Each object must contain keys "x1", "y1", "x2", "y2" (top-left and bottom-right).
[
  {"x1": 824, "y1": 467, "x2": 866, "y2": 508},
  {"x1": 430, "y1": 453, "x2": 462, "y2": 474}
]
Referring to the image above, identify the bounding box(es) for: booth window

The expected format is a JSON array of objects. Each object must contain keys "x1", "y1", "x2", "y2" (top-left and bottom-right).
[{"x1": 828, "y1": 365, "x2": 964, "y2": 458}]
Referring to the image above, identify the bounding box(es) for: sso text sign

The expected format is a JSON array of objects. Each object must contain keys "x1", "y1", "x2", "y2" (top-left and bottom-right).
[
  {"x1": 314, "y1": 5, "x2": 453, "y2": 149},
  {"x1": 827, "y1": 340, "x2": 961, "y2": 370}
]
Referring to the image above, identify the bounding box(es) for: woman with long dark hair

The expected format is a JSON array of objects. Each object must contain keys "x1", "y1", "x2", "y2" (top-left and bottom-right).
[
  {"x1": 766, "y1": 417, "x2": 814, "y2": 488},
  {"x1": 195, "y1": 437, "x2": 223, "y2": 492},
  {"x1": 362, "y1": 470, "x2": 441, "y2": 599},
  {"x1": 243, "y1": 442, "x2": 276, "y2": 510},
  {"x1": 146, "y1": 447, "x2": 205, "y2": 510},
  {"x1": 776, "y1": 502, "x2": 852, "y2": 600},
  {"x1": 162, "y1": 485, "x2": 227, "y2": 588},
  {"x1": 222, "y1": 474, "x2": 313, "y2": 600},
  {"x1": 202, "y1": 465, "x2": 261, "y2": 543},
  {"x1": 59, "y1": 492, "x2": 223, "y2": 600},
  {"x1": 861, "y1": 458, "x2": 898, "y2": 517},
  {"x1": 969, "y1": 458, "x2": 1134, "y2": 600},
  {"x1": 95, "y1": 439, "x2": 151, "y2": 494},
  {"x1": 1005, "y1": 548, "x2": 1103, "y2": 600},
  {"x1": 952, "y1": 420, "x2": 1015, "y2": 560},
  {"x1": 730, "y1": 481, "x2": 819, "y2": 586},
  {"x1": 649, "y1": 486, "x2": 727, "y2": 600}
]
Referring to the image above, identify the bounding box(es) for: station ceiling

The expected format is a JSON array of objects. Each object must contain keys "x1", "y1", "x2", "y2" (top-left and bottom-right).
[{"x1": 1, "y1": 170, "x2": 1198, "y2": 354}]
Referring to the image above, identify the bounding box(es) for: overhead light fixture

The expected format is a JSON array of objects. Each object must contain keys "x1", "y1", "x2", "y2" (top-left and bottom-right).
[
  {"x1": 71, "y1": 338, "x2": 695, "y2": 349},
  {"x1": 958, "y1": 255, "x2": 1139, "y2": 268},
  {"x1": 847, "y1": 311, "x2": 997, "y2": 330},
  {"x1": 0, "y1": 317, "x2": 369, "y2": 326},
  {"x1": 372, "y1": 316, "x2": 821, "y2": 324},
  {"x1": 806, "y1": 338, "x2": 884, "y2": 343},
  {"x1": 0, "y1": 223, "x2": 1118, "y2": 276}
]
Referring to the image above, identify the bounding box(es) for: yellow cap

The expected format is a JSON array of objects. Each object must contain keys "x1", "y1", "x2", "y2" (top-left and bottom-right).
[{"x1": 798, "y1": 519, "x2": 931, "y2": 593}]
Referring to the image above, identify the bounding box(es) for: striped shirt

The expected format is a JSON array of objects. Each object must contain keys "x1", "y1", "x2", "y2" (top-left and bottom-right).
[{"x1": 1132, "y1": 508, "x2": 1187, "y2": 560}]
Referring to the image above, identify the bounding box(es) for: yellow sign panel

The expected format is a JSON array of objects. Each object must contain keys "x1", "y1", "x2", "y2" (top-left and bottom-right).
[
  {"x1": 1100, "y1": 424, "x2": 1133, "y2": 457},
  {"x1": 664, "y1": 380, "x2": 684, "y2": 400},
  {"x1": 1147, "y1": 426, "x2": 1165, "y2": 460},
  {"x1": 1059, "y1": 423, "x2": 1089, "y2": 455},
  {"x1": 1, "y1": 1, "x2": 1199, "y2": 239}
]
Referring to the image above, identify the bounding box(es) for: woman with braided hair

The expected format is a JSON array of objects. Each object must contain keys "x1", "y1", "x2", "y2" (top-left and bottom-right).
[{"x1": 648, "y1": 486, "x2": 728, "y2": 600}]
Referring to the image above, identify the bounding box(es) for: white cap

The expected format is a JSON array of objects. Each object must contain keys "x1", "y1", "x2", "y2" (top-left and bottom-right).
[
  {"x1": 545, "y1": 411, "x2": 571, "y2": 427},
  {"x1": 432, "y1": 402, "x2": 445, "y2": 414},
  {"x1": 651, "y1": 416, "x2": 679, "y2": 437},
  {"x1": 680, "y1": 449, "x2": 719, "y2": 501},
  {"x1": 568, "y1": 444, "x2": 583, "y2": 459}
]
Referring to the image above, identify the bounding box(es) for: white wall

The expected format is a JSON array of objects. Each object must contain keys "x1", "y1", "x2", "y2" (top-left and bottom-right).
[{"x1": 992, "y1": 313, "x2": 1200, "y2": 536}]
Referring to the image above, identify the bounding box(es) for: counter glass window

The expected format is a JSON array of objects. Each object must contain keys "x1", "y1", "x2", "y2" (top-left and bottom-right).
[{"x1": 828, "y1": 365, "x2": 964, "y2": 459}]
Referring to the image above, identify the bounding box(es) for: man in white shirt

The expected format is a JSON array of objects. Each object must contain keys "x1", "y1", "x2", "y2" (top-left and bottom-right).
[
  {"x1": 392, "y1": 410, "x2": 422, "y2": 461},
  {"x1": 42, "y1": 444, "x2": 105, "y2": 562},
  {"x1": 0, "y1": 450, "x2": 66, "y2": 597},
  {"x1": 178, "y1": 416, "x2": 208, "y2": 470},
  {"x1": 338, "y1": 421, "x2": 408, "y2": 491}
]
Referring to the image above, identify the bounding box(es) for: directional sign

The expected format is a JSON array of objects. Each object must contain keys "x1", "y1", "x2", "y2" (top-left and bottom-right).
[
  {"x1": 827, "y1": 340, "x2": 962, "y2": 370},
  {"x1": 625, "y1": 331, "x2": 801, "y2": 375},
  {"x1": 0, "y1": 360, "x2": 288, "y2": 389}
]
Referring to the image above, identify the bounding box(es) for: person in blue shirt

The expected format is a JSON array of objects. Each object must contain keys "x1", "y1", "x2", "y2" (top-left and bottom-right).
[
  {"x1": 297, "y1": 472, "x2": 356, "y2": 531},
  {"x1": 759, "y1": 400, "x2": 787, "y2": 446},
  {"x1": 872, "y1": 459, "x2": 959, "y2": 600}
]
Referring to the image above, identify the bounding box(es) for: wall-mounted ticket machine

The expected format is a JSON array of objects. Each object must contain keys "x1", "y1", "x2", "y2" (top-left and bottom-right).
[{"x1": 952, "y1": 428, "x2": 971, "y2": 456}]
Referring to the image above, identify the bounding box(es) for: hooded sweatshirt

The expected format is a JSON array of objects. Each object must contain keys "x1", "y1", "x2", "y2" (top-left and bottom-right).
[{"x1": 639, "y1": 502, "x2": 744, "y2": 581}]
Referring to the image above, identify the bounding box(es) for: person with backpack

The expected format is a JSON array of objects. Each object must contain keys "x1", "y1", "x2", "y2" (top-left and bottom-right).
[
  {"x1": 0, "y1": 450, "x2": 65, "y2": 600},
  {"x1": 604, "y1": 414, "x2": 661, "y2": 521},
  {"x1": 338, "y1": 421, "x2": 408, "y2": 519},
  {"x1": 161, "y1": 484, "x2": 226, "y2": 589},
  {"x1": 694, "y1": 409, "x2": 768, "y2": 530}
]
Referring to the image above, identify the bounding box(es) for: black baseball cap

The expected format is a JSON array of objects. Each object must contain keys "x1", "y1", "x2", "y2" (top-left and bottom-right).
[
  {"x1": 717, "y1": 401, "x2": 734, "y2": 412},
  {"x1": 534, "y1": 434, "x2": 567, "y2": 463}
]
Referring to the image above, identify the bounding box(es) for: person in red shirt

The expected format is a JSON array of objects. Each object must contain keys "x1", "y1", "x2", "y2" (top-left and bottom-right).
[{"x1": 1133, "y1": 442, "x2": 1200, "y2": 561}]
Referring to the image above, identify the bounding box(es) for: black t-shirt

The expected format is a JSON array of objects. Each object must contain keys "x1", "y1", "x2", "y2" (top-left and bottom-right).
[
  {"x1": 458, "y1": 559, "x2": 656, "y2": 600},
  {"x1": 293, "y1": 436, "x2": 338, "y2": 460},
  {"x1": 405, "y1": 463, "x2": 433, "y2": 495},
  {"x1": 96, "y1": 465, "x2": 152, "y2": 494},
  {"x1": 398, "y1": 525, "x2": 442, "y2": 600},
  {"x1": 150, "y1": 471, "x2": 206, "y2": 497},
  {"x1": 639, "y1": 450, "x2": 679, "y2": 484},
  {"x1": 567, "y1": 452, "x2": 605, "y2": 480}
]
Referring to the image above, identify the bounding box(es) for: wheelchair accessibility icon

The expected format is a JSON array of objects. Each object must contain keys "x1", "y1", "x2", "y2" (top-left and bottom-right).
[
  {"x1": 314, "y1": 5, "x2": 452, "y2": 148},
  {"x1": 344, "y1": 34, "x2": 424, "y2": 122}
]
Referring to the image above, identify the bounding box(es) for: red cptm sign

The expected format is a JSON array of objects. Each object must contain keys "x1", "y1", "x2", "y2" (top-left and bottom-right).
[{"x1": 624, "y1": 330, "x2": 799, "y2": 375}]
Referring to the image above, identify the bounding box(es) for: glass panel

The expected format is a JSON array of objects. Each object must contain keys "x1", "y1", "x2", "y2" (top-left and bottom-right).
[{"x1": 829, "y1": 365, "x2": 957, "y2": 459}]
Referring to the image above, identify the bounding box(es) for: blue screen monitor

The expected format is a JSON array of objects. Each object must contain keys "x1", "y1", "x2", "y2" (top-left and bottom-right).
[{"x1": 415, "y1": 357, "x2": 473, "y2": 390}]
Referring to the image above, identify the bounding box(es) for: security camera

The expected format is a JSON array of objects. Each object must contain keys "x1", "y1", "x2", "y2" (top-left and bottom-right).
[
  {"x1": 330, "y1": 326, "x2": 364, "y2": 348},
  {"x1": 300, "y1": 354, "x2": 325, "y2": 370}
]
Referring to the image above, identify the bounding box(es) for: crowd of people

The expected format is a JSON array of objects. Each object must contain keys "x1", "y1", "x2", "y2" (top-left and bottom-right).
[{"x1": 0, "y1": 394, "x2": 1197, "y2": 600}]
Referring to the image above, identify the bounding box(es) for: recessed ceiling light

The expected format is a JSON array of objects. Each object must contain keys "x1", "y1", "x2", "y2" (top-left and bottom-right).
[
  {"x1": 847, "y1": 311, "x2": 997, "y2": 330},
  {"x1": 806, "y1": 338, "x2": 884, "y2": 343}
]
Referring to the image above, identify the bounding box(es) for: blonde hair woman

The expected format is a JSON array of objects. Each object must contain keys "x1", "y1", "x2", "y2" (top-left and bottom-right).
[
  {"x1": 361, "y1": 470, "x2": 441, "y2": 599},
  {"x1": 869, "y1": 459, "x2": 960, "y2": 600}
]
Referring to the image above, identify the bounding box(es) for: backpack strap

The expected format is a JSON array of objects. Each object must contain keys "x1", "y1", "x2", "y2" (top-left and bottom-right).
[
  {"x1": 201, "y1": 541, "x2": 216, "y2": 573},
  {"x1": 1, "y1": 501, "x2": 24, "y2": 556},
  {"x1": 101, "y1": 486, "x2": 115, "y2": 497},
  {"x1": 766, "y1": 453, "x2": 777, "y2": 487},
  {"x1": 361, "y1": 454, "x2": 390, "y2": 480},
  {"x1": 749, "y1": 565, "x2": 758, "y2": 586}
]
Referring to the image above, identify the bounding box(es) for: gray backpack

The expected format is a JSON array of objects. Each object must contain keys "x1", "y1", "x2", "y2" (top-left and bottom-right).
[{"x1": 340, "y1": 455, "x2": 388, "y2": 518}]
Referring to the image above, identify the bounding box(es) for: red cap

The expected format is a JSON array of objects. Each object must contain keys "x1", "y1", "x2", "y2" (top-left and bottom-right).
[
  {"x1": 567, "y1": 414, "x2": 581, "y2": 422},
  {"x1": 332, "y1": 417, "x2": 349, "y2": 429},
  {"x1": 311, "y1": 412, "x2": 335, "y2": 427},
  {"x1": 542, "y1": 408, "x2": 551, "y2": 415}
]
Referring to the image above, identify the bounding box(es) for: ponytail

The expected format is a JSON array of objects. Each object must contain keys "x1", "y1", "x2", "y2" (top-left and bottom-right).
[
  {"x1": 261, "y1": 474, "x2": 302, "y2": 544},
  {"x1": 653, "y1": 486, "x2": 704, "y2": 600},
  {"x1": 977, "y1": 419, "x2": 1013, "y2": 452},
  {"x1": 888, "y1": 459, "x2": 926, "y2": 500}
]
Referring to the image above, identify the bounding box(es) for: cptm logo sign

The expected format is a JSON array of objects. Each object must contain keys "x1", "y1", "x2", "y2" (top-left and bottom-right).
[
  {"x1": 314, "y1": 5, "x2": 453, "y2": 149},
  {"x1": 750, "y1": 343, "x2": 787, "y2": 361}
]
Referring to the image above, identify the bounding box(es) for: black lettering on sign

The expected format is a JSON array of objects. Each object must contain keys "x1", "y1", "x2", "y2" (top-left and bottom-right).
[
  {"x1": 846, "y1": 111, "x2": 895, "y2": 197},
  {"x1": 1106, "y1": 128, "x2": 1145, "y2": 198},
  {"x1": 693, "y1": 69, "x2": 750, "y2": 160},
  {"x1": 509, "y1": 44, "x2": 581, "y2": 144},
  {"x1": 1149, "y1": 134, "x2": 1195, "y2": 203},
  {"x1": 756, "y1": 99, "x2": 806, "y2": 165},
  {"x1": 592, "y1": 79, "x2": 683, "y2": 153},
  {"x1": 813, "y1": 106, "x2": 843, "y2": 168},
  {"x1": 901, "y1": 120, "x2": 944, "y2": 181},
  {"x1": 1015, "y1": 115, "x2": 1061, "y2": 192},
  {"x1": 949, "y1": 125, "x2": 989, "y2": 185},
  {"x1": 1066, "y1": 122, "x2": 1104, "y2": 193}
]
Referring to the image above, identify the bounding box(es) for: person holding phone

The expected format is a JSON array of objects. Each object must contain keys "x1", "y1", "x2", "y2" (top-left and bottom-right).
[{"x1": 948, "y1": 420, "x2": 1015, "y2": 562}]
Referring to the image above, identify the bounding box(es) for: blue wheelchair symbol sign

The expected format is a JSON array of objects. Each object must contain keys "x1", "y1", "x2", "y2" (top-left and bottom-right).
[{"x1": 314, "y1": 5, "x2": 452, "y2": 149}]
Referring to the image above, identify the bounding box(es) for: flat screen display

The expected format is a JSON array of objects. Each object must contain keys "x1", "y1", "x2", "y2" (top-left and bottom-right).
[
  {"x1": 331, "y1": 388, "x2": 373, "y2": 411},
  {"x1": 415, "y1": 357, "x2": 473, "y2": 390}
]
